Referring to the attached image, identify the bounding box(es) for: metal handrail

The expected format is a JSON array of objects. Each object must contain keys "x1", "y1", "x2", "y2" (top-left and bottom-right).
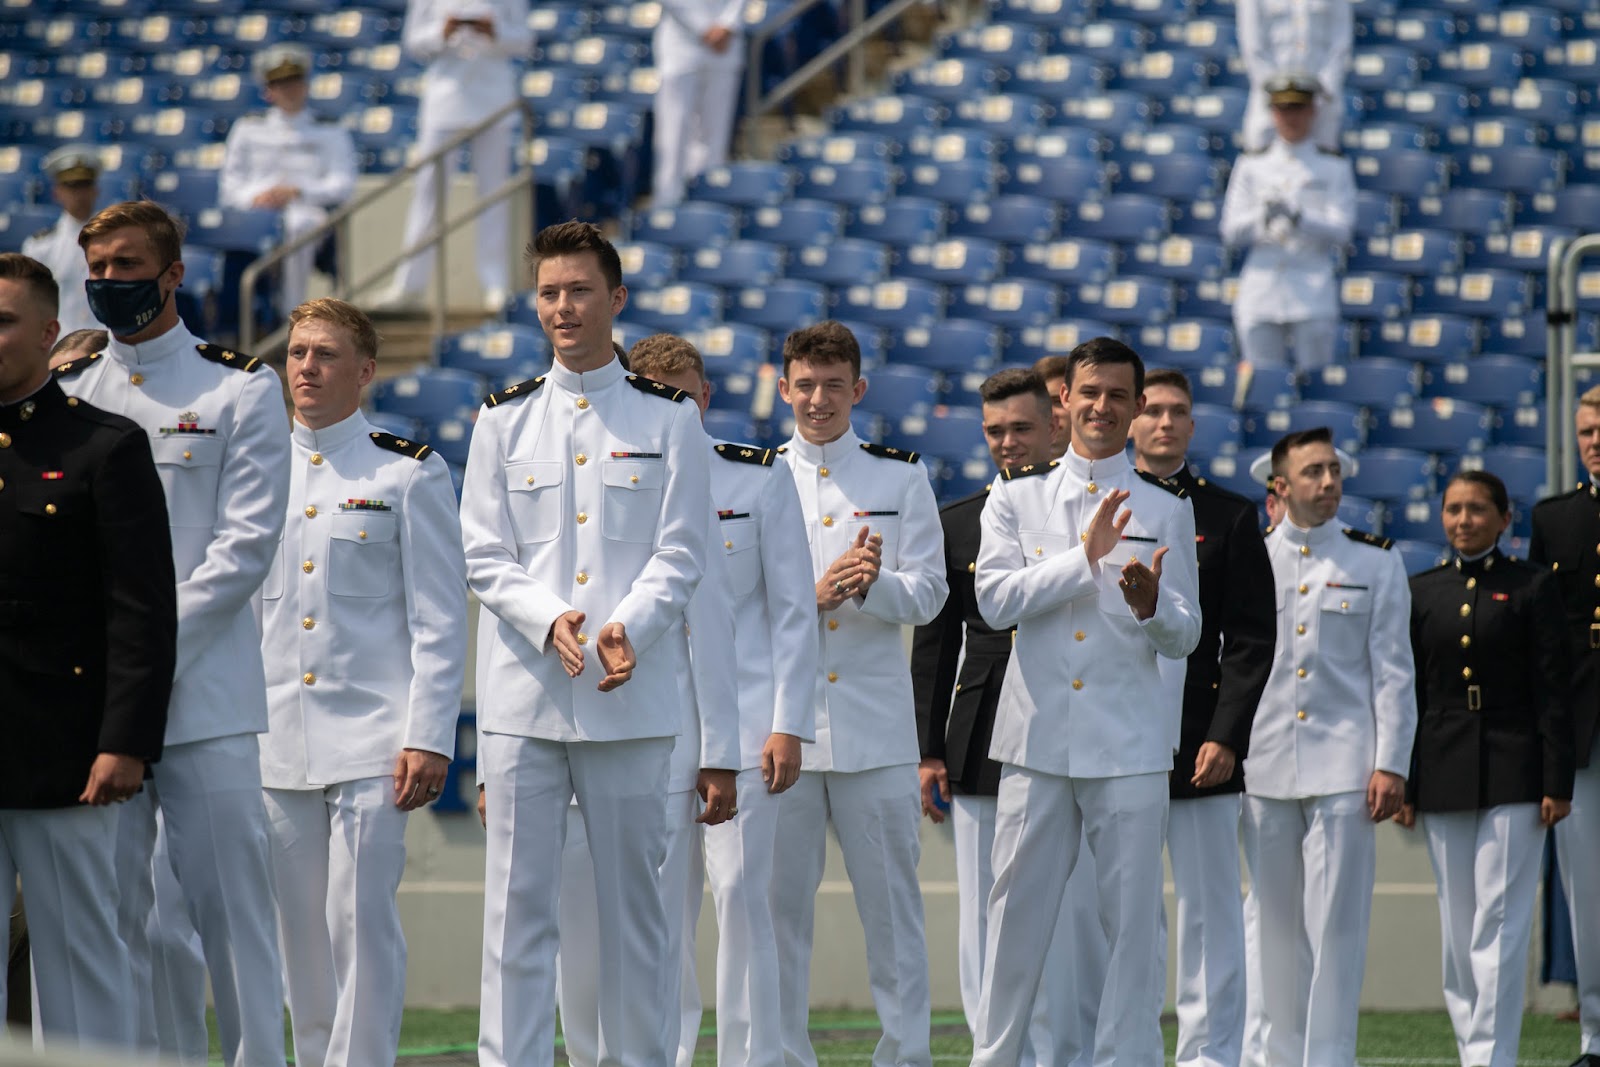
[
  {"x1": 1546, "y1": 233, "x2": 1600, "y2": 492},
  {"x1": 239, "y1": 98, "x2": 532, "y2": 356}
]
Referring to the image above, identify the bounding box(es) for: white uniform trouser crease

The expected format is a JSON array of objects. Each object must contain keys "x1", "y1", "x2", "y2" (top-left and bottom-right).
[
  {"x1": 1163, "y1": 794, "x2": 1247, "y2": 1067},
  {"x1": 1556, "y1": 737, "x2": 1600, "y2": 1057},
  {"x1": 393, "y1": 116, "x2": 514, "y2": 295},
  {"x1": 651, "y1": 67, "x2": 743, "y2": 207}
]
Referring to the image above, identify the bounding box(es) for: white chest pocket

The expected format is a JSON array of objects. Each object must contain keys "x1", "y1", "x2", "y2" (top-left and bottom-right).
[
  {"x1": 150, "y1": 435, "x2": 223, "y2": 529},
  {"x1": 328, "y1": 512, "x2": 399, "y2": 598},
  {"x1": 506, "y1": 461, "x2": 563, "y2": 544},
  {"x1": 720, "y1": 517, "x2": 761, "y2": 598},
  {"x1": 1100, "y1": 533, "x2": 1160, "y2": 618},
  {"x1": 1318, "y1": 584, "x2": 1372, "y2": 658},
  {"x1": 1020, "y1": 530, "x2": 1074, "y2": 565},
  {"x1": 851, "y1": 513, "x2": 901, "y2": 571},
  {"x1": 602, "y1": 459, "x2": 664, "y2": 543}
]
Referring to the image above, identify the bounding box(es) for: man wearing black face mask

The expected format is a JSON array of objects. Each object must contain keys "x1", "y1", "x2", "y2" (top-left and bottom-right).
[{"x1": 55, "y1": 200, "x2": 292, "y2": 1067}]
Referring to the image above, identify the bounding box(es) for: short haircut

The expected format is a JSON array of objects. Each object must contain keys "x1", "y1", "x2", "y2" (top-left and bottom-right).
[
  {"x1": 1032, "y1": 355, "x2": 1069, "y2": 384},
  {"x1": 1143, "y1": 368, "x2": 1193, "y2": 400},
  {"x1": 978, "y1": 367, "x2": 1049, "y2": 407},
  {"x1": 0, "y1": 253, "x2": 59, "y2": 315},
  {"x1": 628, "y1": 333, "x2": 704, "y2": 382},
  {"x1": 1065, "y1": 336, "x2": 1144, "y2": 395},
  {"x1": 782, "y1": 320, "x2": 861, "y2": 380},
  {"x1": 1581, "y1": 384, "x2": 1600, "y2": 410},
  {"x1": 289, "y1": 298, "x2": 381, "y2": 361},
  {"x1": 526, "y1": 220, "x2": 623, "y2": 291},
  {"x1": 77, "y1": 200, "x2": 185, "y2": 265},
  {"x1": 1270, "y1": 426, "x2": 1334, "y2": 479},
  {"x1": 1444, "y1": 469, "x2": 1511, "y2": 516},
  {"x1": 51, "y1": 327, "x2": 107, "y2": 358}
]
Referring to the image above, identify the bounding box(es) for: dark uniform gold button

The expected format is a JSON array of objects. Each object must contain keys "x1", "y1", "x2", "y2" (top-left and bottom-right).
[
  {"x1": 967, "y1": 562, "x2": 976, "y2": 573},
  {"x1": 44, "y1": 503, "x2": 56, "y2": 515},
  {"x1": 73, "y1": 666, "x2": 84, "y2": 676},
  {"x1": 1462, "y1": 667, "x2": 1473, "y2": 681},
  {"x1": 1460, "y1": 635, "x2": 1470, "y2": 649},
  {"x1": 1466, "y1": 577, "x2": 1476, "y2": 590},
  {"x1": 0, "y1": 477, "x2": 6, "y2": 491},
  {"x1": 1459, "y1": 604, "x2": 1470, "y2": 617},
  {"x1": 0, "y1": 433, "x2": 10, "y2": 448},
  {"x1": 305, "y1": 506, "x2": 317, "y2": 518}
]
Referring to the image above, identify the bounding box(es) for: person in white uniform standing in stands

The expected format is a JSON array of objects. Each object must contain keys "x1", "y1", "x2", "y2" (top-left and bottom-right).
[
  {"x1": 651, "y1": 0, "x2": 749, "y2": 206},
  {"x1": 259, "y1": 298, "x2": 467, "y2": 1067},
  {"x1": 383, "y1": 0, "x2": 531, "y2": 312},
  {"x1": 21, "y1": 145, "x2": 100, "y2": 335},
  {"x1": 58, "y1": 200, "x2": 290, "y2": 1067},
  {"x1": 1237, "y1": 0, "x2": 1350, "y2": 150}
]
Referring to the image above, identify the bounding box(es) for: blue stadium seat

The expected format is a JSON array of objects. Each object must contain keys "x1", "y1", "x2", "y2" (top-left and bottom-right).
[
  {"x1": 794, "y1": 159, "x2": 896, "y2": 207},
  {"x1": 1420, "y1": 354, "x2": 1543, "y2": 406},
  {"x1": 1492, "y1": 402, "x2": 1546, "y2": 448},
  {"x1": 951, "y1": 93, "x2": 1055, "y2": 133},
  {"x1": 1360, "y1": 315, "x2": 1478, "y2": 361},
  {"x1": 1243, "y1": 402, "x2": 1366, "y2": 453},
  {"x1": 938, "y1": 457, "x2": 996, "y2": 500},
  {"x1": 1413, "y1": 270, "x2": 1534, "y2": 318},
  {"x1": 1135, "y1": 319, "x2": 1236, "y2": 368},
  {"x1": 1457, "y1": 444, "x2": 1549, "y2": 502},
  {"x1": 1300, "y1": 357, "x2": 1420, "y2": 409},
  {"x1": 742, "y1": 200, "x2": 845, "y2": 248},
  {"x1": 186, "y1": 206, "x2": 282, "y2": 254},
  {"x1": 1384, "y1": 499, "x2": 1447, "y2": 542},
  {"x1": 1362, "y1": 9, "x2": 1455, "y2": 49},
  {"x1": 704, "y1": 357, "x2": 765, "y2": 413},
  {"x1": 893, "y1": 57, "x2": 1002, "y2": 103},
  {"x1": 1191, "y1": 451, "x2": 1265, "y2": 498},
  {"x1": 591, "y1": 66, "x2": 660, "y2": 111},
  {"x1": 1340, "y1": 272, "x2": 1412, "y2": 320},
  {"x1": 1175, "y1": 276, "x2": 1239, "y2": 321},
  {"x1": 1531, "y1": 37, "x2": 1600, "y2": 83},
  {"x1": 835, "y1": 320, "x2": 890, "y2": 368},
  {"x1": 1337, "y1": 494, "x2": 1385, "y2": 533},
  {"x1": 610, "y1": 242, "x2": 677, "y2": 292},
  {"x1": 1159, "y1": 15, "x2": 1237, "y2": 57},
  {"x1": 1111, "y1": 123, "x2": 1214, "y2": 162},
  {"x1": 1128, "y1": 235, "x2": 1227, "y2": 281},
  {"x1": 949, "y1": 278, "x2": 1059, "y2": 328},
  {"x1": 895, "y1": 406, "x2": 989, "y2": 464},
  {"x1": 436, "y1": 325, "x2": 551, "y2": 379},
  {"x1": 1368, "y1": 83, "x2": 1471, "y2": 128},
  {"x1": 939, "y1": 21, "x2": 1052, "y2": 66},
  {"x1": 1520, "y1": 185, "x2": 1600, "y2": 231},
  {"x1": 846, "y1": 198, "x2": 946, "y2": 245},
  {"x1": 1056, "y1": 18, "x2": 1150, "y2": 63},
  {"x1": 1187, "y1": 403, "x2": 1244, "y2": 458},
  {"x1": 1473, "y1": 78, "x2": 1581, "y2": 127},
  {"x1": 1008, "y1": 54, "x2": 1108, "y2": 98},
  {"x1": 1368, "y1": 397, "x2": 1493, "y2": 452},
  {"x1": 1067, "y1": 276, "x2": 1175, "y2": 325},
  {"x1": 829, "y1": 94, "x2": 944, "y2": 140},
  {"x1": 1005, "y1": 319, "x2": 1119, "y2": 364},
  {"x1": 686, "y1": 161, "x2": 795, "y2": 208},
  {"x1": 527, "y1": 2, "x2": 594, "y2": 41},
  {"x1": 1165, "y1": 88, "x2": 1249, "y2": 135},
  {"x1": 1110, "y1": 49, "x2": 1209, "y2": 96},
  {"x1": 679, "y1": 241, "x2": 786, "y2": 289},
  {"x1": 1441, "y1": 116, "x2": 1540, "y2": 161},
  {"x1": 1057, "y1": 90, "x2": 1154, "y2": 130},
  {"x1": 625, "y1": 282, "x2": 724, "y2": 333},
  {"x1": 1068, "y1": 194, "x2": 1169, "y2": 243},
  {"x1": 1459, "y1": 146, "x2": 1563, "y2": 196},
  {"x1": 1343, "y1": 121, "x2": 1433, "y2": 154},
  {"x1": 0, "y1": 206, "x2": 59, "y2": 252},
  {"x1": 1103, "y1": 0, "x2": 1189, "y2": 26},
  {"x1": 857, "y1": 364, "x2": 942, "y2": 417},
  {"x1": 1114, "y1": 151, "x2": 1224, "y2": 200},
  {"x1": 1344, "y1": 446, "x2": 1436, "y2": 502},
  {"x1": 1463, "y1": 225, "x2": 1573, "y2": 272},
  {"x1": 904, "y1": 128, "x2": 999, "y2": 166},
  {"x1": 1404, "y1": 187, "x2": 1512, "y2": 233},
  {"x1": 1439, "y1": 41, "x2": 1530, "y2": 88},
  {"x1": 898, "y1": 158, "x2": 996, "y2": 204},
  {"x1": 725, "y1": 279, "x2": 828, "y2": 332},
  {"x1": 1346, "y1": 229, "x2": 1462, "y2": 275},
  {"x1": 702, "y1": 409, "x2": 758, "y2": 444},
  {"x1": 1391, "y1": 539, "x2": 1451, "y2": 575},
  {"x1": 0, "y1": 173, "x2": 34, "y2": 208},
  {"x1": 887, "y1": 319, "x2": 1003, "y2": 372},
  {"x1": 538, "y1": 33, "x2": 646, "y2": 70},
  {"x1": 946, "y1": 195, "x2": 1060, "y2": 245},
  {"x1": 1480, "y1": 313, "x2": 1548, "y2": 357},
  {"x1": 834, "y1": 279, "x2": 945, "y2": 328},
  {"x1": 309, "y1": 70, "x2": 379, "y2": 114},
  {"x1": 1350, "y1": 147, "x2": 1450, "y2": 198},
  {"x1": 630, "y1": 202, "x2": 739, "y2": 248},
  {"x1": 696, "y1": 323, "x2": 773, "y2": 368},
  {"x1": 1347, "y1": 46, "x2": 1424, "y2": 91},
  {"x1": 364, "y1": 412, "x2": 427, "y2": 443},
  {"x1": 999, "y1": 154, "x2": 1107, "y2": 200},
  {"x1": 141, "y1": 166, "x2": 219, "y2": 214},
  {"x1": 782, "y1": 238, "x2": 889, "y2": 287},
  {"x1": 896, "y1": 237, "x2": 1005, "y2": 286},
  {"x1": 776, "y1": 132, "x2": 893, "y2": 167},
  {"x1": 370, "y1": 368, "x2": 487, "y2": 422},
  {"x1": 1171, "y1": 196, "x2": 1226, "y2": 237},
  {"x1": 1012, "y1": 238, "x2": 1118, "y2": 286}
]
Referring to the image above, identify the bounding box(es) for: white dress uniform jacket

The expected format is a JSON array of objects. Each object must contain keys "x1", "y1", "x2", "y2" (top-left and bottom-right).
[
  {"x1": 1221, "y1": 138, "x2": 1356, "y2": 330},
  {"x1": 54, "y1": 323, "x2": 290, "y2": 744},
  {"x1": 780, "y1": 429, "x2": 947, "y2": 771},
  {"x1": 403, "y1": 0, "x2": 531, "y2": 128},
  {"x1": 22, "y1": 213, "x2": 94, "y2": 335},
  {"x1": 259, "y1": 410, "x2": 467, "y2": 787},
  {"x1": 219, "y1": 110, "x2": 358, "y2": 220},
  {"x1": 460, "y1": 359, "x2": 711, "y2": 742},
  {"x1": 672, "y1": 509, "x2": 744, "y2": 791},
  {"x1": 976, "y1": 451, "x2": 1202, "y2": 777},
  {"x1": 654, "y1": 0, "x2": 748, "y2": 76},
  {"x1": 1246, "y1": 520, "x2": 1416, "y2": 798}
]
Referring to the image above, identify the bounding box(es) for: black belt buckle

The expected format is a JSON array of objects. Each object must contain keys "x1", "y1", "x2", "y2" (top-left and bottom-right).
[
  {"x1": 1467, "y1": 684, "x2": 1482, "y2": 712},
  {"x1": 1590, "y1": 623, "x2": 1600, "y2": 650}
]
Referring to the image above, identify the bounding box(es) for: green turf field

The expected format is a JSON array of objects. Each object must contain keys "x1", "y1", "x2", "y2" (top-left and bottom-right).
[{"x1": 219, "y1": 1007, "x2": 1586, "y2": 1065}]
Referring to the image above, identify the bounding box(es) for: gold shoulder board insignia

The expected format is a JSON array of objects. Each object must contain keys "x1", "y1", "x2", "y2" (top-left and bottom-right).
[
  {"x1": 1343, "y1": 527, "x2": 1394, "y2": 550},
  {"x1": 861, "y1": 442, "x2": 920, "y2": 464},
  {"x1": 1137, "y1": 469, "x2": 1188, "y2": 497},
  {"x1": 369, "y1": 431, "x2": 432, "y2": 461},
  {"x1": 626, "y1": 374, "x2": 688, "y2": 402},
  {"x1": 999, "y1": 460, "x2": 1057, "y2": 481},
  {"x1": 714, "y1": 442, "x2": 775, "y2": 466},
  {"x1": 486, "y1": 376, "x2": 545, "y2": 407},
  {"x1": 196, "y1": 343, "x2": 262, "y2": 372},
  {"x1": 52, "y1": 350, "x2": 105, "y2": 378}
]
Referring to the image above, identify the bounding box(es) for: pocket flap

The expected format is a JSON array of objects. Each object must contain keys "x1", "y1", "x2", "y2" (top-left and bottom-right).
[
  {"x1": 507, "y1": 461, "x2": 563, "y2": 493},
  {"x1": 1019, "y1": 529, "x2": 1075, "y2": 563},
  {"x1": 151, "y1": 435, "x2": 223, "y2": 468},
  {"x1": 603, "y1": 459, "x2": 664, "y2": 490},
  {"x1": 1320, "y1": 586, "x2": 1372, "y2": 614},
  {"x1": 331, "y1": 512, "x2": 397, "y2": 545}
]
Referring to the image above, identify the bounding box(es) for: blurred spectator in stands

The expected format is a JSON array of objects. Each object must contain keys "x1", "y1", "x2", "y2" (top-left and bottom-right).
[
  {"x1": 1031, "y1": 355, "x2": 1069, "y2": 458},
  {"x1": 22, "y1": 146, "x2": 99, "y2": 335},
  {"x1": 220, "y1": 45, "x2": 358, "y2": 318},
  {"x1": 652, "y1": 0, "x2": 749, "y2": 207},
  {"x1": 1238, "y1": 0, "x2": 1350, "y2": 151},
  {"x1": 48, "y1": 328, "x2": 107, "y2": 370},
  {"x1": 1221, "y1": 73, "x2": 1354, "y2": 375},
  {"x1": 377, "y1": 0, "x2": 531, "y2": 314}
]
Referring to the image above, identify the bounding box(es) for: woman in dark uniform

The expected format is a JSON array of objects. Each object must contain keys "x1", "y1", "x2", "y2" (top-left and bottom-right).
[{"x1": 1398, "y1": 469, "x2": 1574, "y2": 1067}]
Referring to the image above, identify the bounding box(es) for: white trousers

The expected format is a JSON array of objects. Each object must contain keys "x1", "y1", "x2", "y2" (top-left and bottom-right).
[
  {"x1": 971, "y1": 768, "x2": 1169, "y2": 1067},
  {"x1": 652, "y1": 66, "x2": 744, "y2": 207},
  {"x1": 771, "y1": 765, "x2": 931, "y2": 1067},
  {"x1": 1420, "y1": 804, "x2": 1544, "y2": 1067},
  {"x1": 1163, "y1": 794, "x2": 1247, "y2": 1067},
  {"x1": 0, "y1": 805, "x2": 133, "y2": 1048},
  {"x1": 480, "y1": 733, "x2": 674, "y2": 1067},
  {"x1": 1237, "y1": 319, "x2": 1338, "y2": 373},
  {"x1": 1240, "y1": 884, "x2": 1265, "y2": 1067},
  {"x1": 147, "y1": 811, "x2": 209, "y2": 1064},
  {"x1": 1242, "y1": 792, "x2": 1374, "y2": 1067},
  {"x1": 116, "y1": 734, "x2": 285, "y2": 1067},
  {"x1": 1243, "y1": 87, "x2": 1343, "y2": 153},
  {"x1": 1557, "y1": 740, "x2": 1600, "y2": 1057},
  {"x1": 559, "y1": 789, "x2": 701, "y2": 1067},
  {"x1": 703, "y1": 767, "x2": 786, "y2": 1067},
  {"x1": 393, "y1": 116, "x2": 514, "y2": 294},
  {"x1": 278, "y1": 200, "x2": 330, "y2": 315},
  {"x1": 951, "y1": 794, "x2": 1102, "y2": 1067},
  {"x1": 264, "y1": 777, "x2": 409, "y2": 1067}
]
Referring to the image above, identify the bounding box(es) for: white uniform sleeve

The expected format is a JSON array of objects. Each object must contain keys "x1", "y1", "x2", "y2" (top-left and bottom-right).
[
  {"x1": 1369, "y1": 548, "x2": 1418, "y2": 778},
  {"x1": 175, "y1": 369, "x2": 290, "y2": 679},
  {"x1": 857, "y1": 463, "x2": 947, "y2": 627},
  {"x1": 686, "y1": 513, "x2": 742, "y2": 771},
  {"x1": 1219, "y1": 158, "x2": 1265, "y2": 247},
  {"x1": 460, "y1": 405, "x2": 576, "y2": 649},
  {"x1": 762, "y1": 460, "x2": 817, "y2": 741},
  {"x1": 482, "y1": 0, "x2": 533, "y2": 58},
  {"x1": 403, "y1": 0, "x2": 450, "y2": 61},
  {"x1": 1295, "y1": 156, "x2": 1356, "y2": 245},
  {"x1": 605, "y1": 402, "x2": 712, "y2": 652},
  {"x1": 297, "y1": 126, "x2": 360, "y2": 208},
  {"x1": 1134, "y1": 498, "x2": 1203, "y2": 660},
  {"x1": 1235, "y1": 0, "x2": 1271, "y2": 82},
  {"x1": 398, "y1": 452, "x2": 469, "y2": 758},
  {"x1": 1318, "y1": 0, "x2": 1353, "y2": 103},
  {"x1": 218, "y1": 123, "x2": 271, "y2": 209},
  {"x1": 974, "y1": 479, "x2": 1100, "y2": 629},
  {"x1": 657, "y1": 0, "x2": 717, "y2": 40}
]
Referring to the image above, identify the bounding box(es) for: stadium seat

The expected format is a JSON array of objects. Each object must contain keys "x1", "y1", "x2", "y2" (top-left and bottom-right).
[
  {"x1": 1459, "y1": 146, "x2": 1564, "y2": 196},
  {"x1": 999, "y1": 154, "x2": 1107, "y2": 200},
  {"x1": 1067, "y1": 277, "x2": 1175, "y2": 325},
  {"x1": 186, "y1": 206, "x2": 282, "y2": 254},
  {"x1": 1344, "y1": 446, "x2": 1437, "y2": 502},
  {"x1": 786, "y1": 238, "x2": 891, "y2": 287},
  {"x1": 1473, "y1": 78, "x2": 1581, "y2": 127},
  {"x1": 829, "y1": 93, "x2": 945, "y2": 140},
  {"x1": 1403, "y1": 187, "x2": 1512, "y2": 233},
  {"x1": 951, "y1": 93, "x2": 1055, "y2": 134},
  {"x1": 436, "y1": 324, "x2": 550, "y2": 379},
  {"x1": 141, "y1": 166, "x2": 220, "y2": 214},
  {"x1": 1243, "y1": 402, "x2": 1366, "y2": 453},
  {"x1": 1360, "y1": 315, "x2": 1478, "y2": 362},
  {"x1": 1012, "y1": 238, "x2": 1118, "y2": 286},
  {"x1": 1462, "y1": 225, "x2": 1573, "y2": 272},
  {"x1": 687, "y1": 161, "x2": 794, "y2": 207},
  {"x1": 1391, "y1": 538, "x2": 1451, "y2": 575},
  {"x1": 1414, "y1": 270, "x2": 1534, "y2": 318},
  {"x1": 677, "y1": 241, "x2": 786, "y2": 289},
  {"x1": 938, "y1": 457, "x2": 996, "y2": 500},
  {"x1": 946, "y1": 195, "x2": 1061, "y2": 245},
  {"x1": 1441, "y1": 116, "x2": 1540, "y2": 160},
  {"x1": 895, "y1": 406, "x2": 989, "y2": 463},
  {"x1": 1056, "y1": 19, "x2": 1150, "y2": 64},
  {"x1": 370, "y1": 368, "x2": 487, "y2": 422},
  {"x1": 704, "y1": 356, "x2": 766, "y2": 413},
  {"x1": 1346, "y1": 229, "x2": 1462, "y2": 276},
  {"x1": 725, "y1": 279, "x2": 828, "y2": 333},
  {"x1": 898, "y1": 158, "x2": 997, "y2": 204},
  {"x1": 1175, "y1": 276, "x2": 1239, "y2": 321},
  {"x1": 364, "y1": 412, "x2": 427, "y2": 444},
  {"x1": 625, "y1": 282, "x2": 723, "y2": 333},
  {"x1": 856, "y1": 364, "x2": 942, "y2": 417},
  {"x1": 904, "y1": 128, "x2": 1000, "y2": 167},
  {"x1": 1171, "y1": 196, "x2": 1226, "y2": 238},
  {"x1": 702, "y1": 409, "x2": 758, "y2": 444},
  {"x1": 1110, "y1": 49, "x2": 1209, "y2": 96},
  {"x1": 1187, "y1": 403, "x2": 1243, "y2": 458},
  {"x1": 1165, "y1": 88, "x2": 1249, "y2": 135},
  {"x1": 0, "y1": 173, "x2": 34, "y2": 208},
  {"x1": 1435, "y1": 41, "x2": 1526, "y2": 88},
  {"x1": 696, "y1": 322, "x2": 773, "y2": 368},
  {"x1": 1057, "y1": 90, "x2": 1154, "y2": 130},
  {"x1": 1347, "y1": 46, "x2": 1424, "y2": 91},
  {"x1": 846, "y1": 198, "x2": 946, "y2": 245},
  {"x1": 1114, "y1": 151, "x2": 1225, "y2": 201},
  {"x1": 949, "y1": 278, "x2": 1060, "y2": 328},
  {"x1": 1368, "y1": 83, "x2": 1471, "y2": 128},
  {"x1": 1420, "y1": 354, "x2": 1542, "y2": 407},
  {"x1": 1339, "y1": 272, "x2": 1412, "y2": 321},
  {"x1": 1103, "y1": 0, "x2": 1189, "y2": 26},
  {"x1": 776, "y1": 132, "x2": 893, "y2": 167},
  {"x1": 1135, "y1": 319, "x2": 1236, "y2": 368},
  {"x1": 888, "y1": 319, "x2": 1003, "y2": 373},
  {"x1": 1455, "y1": 444, "x2": 1549, "y2": 502},
  {"x1": 834, "y1": 279, "x2": 945, "y2": 329},
  {"x1": 610, "y1": 242, "x2": 678, "y2": 292},
  {"x1": 743, "y1": 199, "x2": 845, "y2": 248},
  {"x1": 1008, "y1": 54, "x2": 1108, "y2": 98},
  {"x1": 1492, "y1": 402, "x2": 1546, "y2": 448},
  {"x1": 1531, "y1": 36, "x2": 1600, "y2": 83},
  {"x1": 1343, "y1": 121, "x2": 1433, "y2": 154},
  {"x1": 1128, "y1": 235, "x2": 1227, "y2": 281},
  {"x1": 939, "y1": 21, "x2": 1052, "y2": 66},
  {"x1": 895, "y1": 237, "x2": 1005, "y2": 286},
  {"x1": 0, "y1": 206, "x2": 59, "y2": 252},
  {"x1": 1159, "y1": 16, "x2": 1237, "y2": 58},
  {"x1": 1479, "y1": 313, "x2": 1548, "y2": 357},
  {"x1": 1300, "y1": 357, "x2": 1420, "y2": 408},
  {"x1": 1368, "y1": 398, "x2": 1493, "y2": 452},
  {"x1": 1004, "y1": 319, "x2": 1119, "y2": 364},
  {"x1": 893, "y1": 57, "x2": 1002, "y2": 103},
  {"x1": 1350, "y1": 148, "x2": 1450, "y2": 198},
  {"x1": 1520, "y1": 185, "x2": 1600, "y2": 231},
  {"x1": 629, "y1": 202, "x2": 739, "y2": 248},
  {"x1": 1194, "y1": 449, "x2": 1269, "y2": 498},
  {"x1": 794, "y1": 159, "x2": 896, "y2": 207},
  {"x1": 1068, "y1": 194, "x2": 1169, "y2": 243}
]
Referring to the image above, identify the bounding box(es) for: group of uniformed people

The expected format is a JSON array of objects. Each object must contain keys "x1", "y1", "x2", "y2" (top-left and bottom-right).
[{"x1": 2, "y1": 199, "x2": 1597, "y2": 1067}]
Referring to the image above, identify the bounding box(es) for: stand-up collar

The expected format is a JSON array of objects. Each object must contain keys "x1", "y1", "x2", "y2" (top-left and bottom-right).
[
  {"x1": 1060, "y1": 445, "x2": 1130, "y2": 484},
  {"x1": 106, "y1": 320, "x2": 195, "y2": 367},
  {"x1": 1278, "y1": 517, "x2": 1342, "y2": 548},
  {"x1": 1455, "y1": 547, "x2": 1502, "y2": 576},
  {"x1": 292, "y1": 408, "x2": 371, "y2": 452},
  {"x1": 546, "y1": 354, "x2": 625, "y2": 395},
  {"x1": 0, "y1": 378, "x2": 60, "y2": 428},
  {"x1": 786, "y1": 427, "x2": 860, "y2": 466}
]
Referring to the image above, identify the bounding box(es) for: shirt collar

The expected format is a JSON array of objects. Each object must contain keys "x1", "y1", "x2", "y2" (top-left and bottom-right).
[
  {"x1": 545, "y1": 354, "x2": 625, "y2": 395},
  {"x1": 785, "y1": 426, "x2": 860, "y2": 466},
  {"x1": 1059, "y1": 444, "x2": 1130, "y2": 484},
  {"x1": 106, "y1": 319, "x2": 195, "y2": 368},
  {"x1": 292, "y1": 407, "x2": 370, "y2": 452},
  {"x1": 1278, "y1": 517, "x2": 1342, "y2": 549},
  {"x1": 1454, "y1": 546, "x2": 1502, "y2": 576}
]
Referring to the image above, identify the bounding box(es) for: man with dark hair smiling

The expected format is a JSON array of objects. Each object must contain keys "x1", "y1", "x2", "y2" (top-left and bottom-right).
[{"x1": 970, "y1": 337, "x2": 1200, "y2": 1067}]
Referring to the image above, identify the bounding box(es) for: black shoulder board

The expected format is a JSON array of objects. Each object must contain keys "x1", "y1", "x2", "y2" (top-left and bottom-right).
[
  {"x1": 714, "y1": 442, "x2": 775, "y2": 466},
  {"x1": 861, "y1": 442, "x2": 920, "y2": 464},
  {"x1": 626, "y1": 374, "x2": 688, "y2": 402},
  {"x1": 486, "y1": 376, "x2": 544, "y2": 407},
  {"x1": 196, "y1": 343, "x2": 262, "y2": 372},
  {"x1": 1137, "y1": 469, "x2": 1188, "y2": 498},
  {"x1": 999, "y1": 460, "x2": 1056, "y2": 481},
  {"x1": 1343, "y1": 527, "x2": 1394, "y2": 550},
  {"x1": 30, "y1": 225, "x2": 52, "y2": 240},
  {"x1": 370, "y1": 431, "x2": 432, "y2": 461},
  {"x1": 52, "y1": 350, "x2": 104, "y2": 378}
]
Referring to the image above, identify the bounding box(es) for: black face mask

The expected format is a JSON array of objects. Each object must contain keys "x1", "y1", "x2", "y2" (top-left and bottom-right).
[{"x1": 85, "y1": 271, "x2": 172, "y2": 337}]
